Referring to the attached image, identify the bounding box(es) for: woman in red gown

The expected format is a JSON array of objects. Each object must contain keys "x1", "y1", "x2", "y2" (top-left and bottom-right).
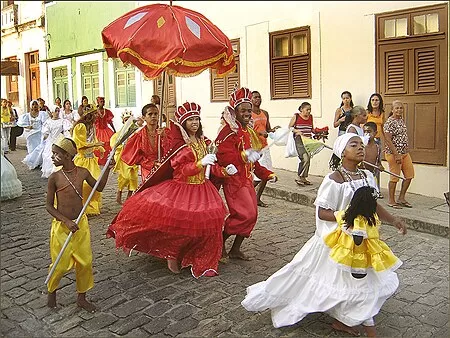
[
  {"x1": 94, "y1": 97, "x2": 115, "y2": 166},
  {"x1": 107, "y1": 102, "x2": 235, "y2": 278}
]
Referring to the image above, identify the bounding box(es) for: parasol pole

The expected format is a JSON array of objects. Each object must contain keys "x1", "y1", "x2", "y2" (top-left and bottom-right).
[
  {"x1": 44, "y1": 118, "x2": 138, "y2": 286},
  {"x1": 158, "y1": 71, "x2": 167, "y2": 161}
]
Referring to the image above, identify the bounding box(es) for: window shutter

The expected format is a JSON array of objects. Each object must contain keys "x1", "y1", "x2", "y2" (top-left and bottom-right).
[
  {"x1": 291, "y1": 59, "x2": 309, "y2": 97},
  {"x1": 415, "y1": 47, "x2": 438, "y2": 93},
  {"x1": 272, "y1": 62, "x2": 290, "y2": 98},
  {"x1": 127, "y1": 72, "x2": 136, "y2": 106},
  {"x1": 212, "y1": 72, "x2": 227, "y2": 101},
  {"x1": 116, "y1": 71, "x2": 126, "y2": 106},
  {"x1": 385, "y1": 51, "x2": 407, "y2": 94}
]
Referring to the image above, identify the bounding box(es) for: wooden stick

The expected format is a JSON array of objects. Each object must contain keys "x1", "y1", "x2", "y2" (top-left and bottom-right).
[{"x1": 44, "y1": 120, "x2": 138, "y2": 285}]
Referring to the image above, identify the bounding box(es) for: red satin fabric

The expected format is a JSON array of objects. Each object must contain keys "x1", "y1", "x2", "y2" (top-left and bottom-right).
[
  {"x1": 214, "y1": 122, "x2": 273, "y2": 236},
  {"x1": 107, "y1": 145, "x2": 226, "y2": 278},
  {"x1": 101, "y1": 4, "x2": 236, "y2": 79}
]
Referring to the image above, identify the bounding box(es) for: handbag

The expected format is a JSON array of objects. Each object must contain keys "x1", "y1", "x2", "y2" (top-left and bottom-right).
[{"x1": 285, "y1": 131, "x2": 298, "y2": 158}]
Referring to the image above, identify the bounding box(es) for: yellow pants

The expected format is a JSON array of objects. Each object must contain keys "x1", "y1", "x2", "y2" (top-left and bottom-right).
[{"x1": 47, "y1": 214, "x2": 94, "y2": 294}]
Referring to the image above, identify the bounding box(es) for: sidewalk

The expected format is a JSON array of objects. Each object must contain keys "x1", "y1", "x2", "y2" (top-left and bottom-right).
[{"x1": 263, "y1": 168, "x2": 449, "y2": 238}]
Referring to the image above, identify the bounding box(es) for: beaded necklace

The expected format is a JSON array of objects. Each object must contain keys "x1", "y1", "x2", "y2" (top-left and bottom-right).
[{"x1": 339, "y1": 165, "x2": 369, "y2": 192}]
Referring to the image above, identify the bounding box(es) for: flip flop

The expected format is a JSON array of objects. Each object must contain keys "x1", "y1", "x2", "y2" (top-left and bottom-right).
[
  {"x1": 387, "y1": 203, "x2": 403, "y2": 209},
  {"x1": 398, "y1": 201, "x2": 413, "y2": 208},
  {"x1": 295, "y1": 179, "x2": 305, "y2": 186}
]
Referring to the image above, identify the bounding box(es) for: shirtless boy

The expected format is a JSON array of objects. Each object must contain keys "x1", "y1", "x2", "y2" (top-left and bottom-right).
[{"x1": 46, "y1": 136, "x2": 113, "y2": 312}]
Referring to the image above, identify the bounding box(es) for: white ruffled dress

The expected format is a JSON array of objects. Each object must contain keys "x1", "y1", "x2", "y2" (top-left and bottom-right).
[
  {"x1": 241, "y1": 171, "x2": 399, "y2": 328},
  {"x1": 1, "y1": 153, "x2": 22, "y2": 200}
]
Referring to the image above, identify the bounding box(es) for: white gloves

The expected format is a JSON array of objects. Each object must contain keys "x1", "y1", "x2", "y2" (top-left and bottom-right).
[
  {"x1": 245, "y1": 149, "x2": 261, "y2": 163},
  {"x1": 201, "y1": 153, "x2": 217, "y2": 166},
  {"x1": 225, "y1": 164, "x2": 238, "y2": 175}
]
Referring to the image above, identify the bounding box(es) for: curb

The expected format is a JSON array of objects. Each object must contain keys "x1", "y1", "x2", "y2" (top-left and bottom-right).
[{"x1": 264, "y1": 186, "x2": 449, "y2": 239}]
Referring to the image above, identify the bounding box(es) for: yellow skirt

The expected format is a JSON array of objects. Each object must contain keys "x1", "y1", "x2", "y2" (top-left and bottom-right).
[{"x1": 47, "y1": 214, "x2": 94, "y2": 293}]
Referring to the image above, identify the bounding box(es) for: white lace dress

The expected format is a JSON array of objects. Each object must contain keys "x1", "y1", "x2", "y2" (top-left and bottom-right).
[
  {"x1": 1, "y1": 152, "x2": 22, "y2": 200},
  {"x1": 41, "y1": 118, "x2": 72, "y2": 178},
  {"x1": 241, "y1": 170, "x2": 399, "y2": 328}
]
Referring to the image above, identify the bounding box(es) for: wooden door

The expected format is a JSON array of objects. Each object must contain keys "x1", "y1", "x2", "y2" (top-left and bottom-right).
[
  {"x1": 27, "y1": 51, "x2": 40, "y2": 102},
  {"x1": 378, "y1": 39, "x2": 447, "y2": 165},
  {"x1": 154, "y1": 73, "x2": 176, "y2": 123}
]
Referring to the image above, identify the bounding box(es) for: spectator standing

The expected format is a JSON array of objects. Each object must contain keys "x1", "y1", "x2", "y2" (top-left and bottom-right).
[
  {"x1": 346, "y1": 106, "x2": 368, "y2": 136},
  {"x1": 1, "y1": 98, "x2": 14, "y2": 153},
  {"x1": 251, "y1": 90, "x2": 280, "y2": 207},
  {"x1": 383, "y1": 100, "x2": 414, "y2": 209},
  {"x1": 288, "y1": 102, "x2": 314, "y2": 186},
  {"x1": 8, "y1": 100, "x2": 23, "y2": 151},
  {"x1": 333, "y1": 91, "x2": 354, "y2": 136}
]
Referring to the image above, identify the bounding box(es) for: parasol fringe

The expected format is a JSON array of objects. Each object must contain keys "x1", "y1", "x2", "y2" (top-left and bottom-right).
[{"x1": 116, "y1": 47, "x2": 234, "y2": 72}]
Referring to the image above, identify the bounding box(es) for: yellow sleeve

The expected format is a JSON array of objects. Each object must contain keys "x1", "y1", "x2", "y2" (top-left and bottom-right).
[{"x1": 72, "y1": 124, "x2": 89, "y2": 149}]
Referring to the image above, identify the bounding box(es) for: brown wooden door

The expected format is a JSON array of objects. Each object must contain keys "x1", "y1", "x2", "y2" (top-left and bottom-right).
[
  {"x1": 378, "y1": 39, "x2": 447, "y2": 165},
  {"x1": 154, "y1": 73, "x2": 176, "y2": 124},
  {"x1": 26, "y1": 51, "x2": 40, "y2": 103}
]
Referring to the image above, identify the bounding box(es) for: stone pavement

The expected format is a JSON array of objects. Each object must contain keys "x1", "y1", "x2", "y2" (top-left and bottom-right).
[{"x1": 1, "y1": 146, "x2": 449, "y2": 338}]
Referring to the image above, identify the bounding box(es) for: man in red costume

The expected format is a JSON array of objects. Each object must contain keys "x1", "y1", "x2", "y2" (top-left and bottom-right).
[
  {"x1": 215, "y1": 87, "x2": 277, "y2": 261},
  {"x1": 121, "y1": 103, "x2": 170, "y2": 180}
]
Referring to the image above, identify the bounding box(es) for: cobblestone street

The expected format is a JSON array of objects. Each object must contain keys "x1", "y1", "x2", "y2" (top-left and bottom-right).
[{"x1": 1, "y1": 148, "x2": 448, "y2": 337}]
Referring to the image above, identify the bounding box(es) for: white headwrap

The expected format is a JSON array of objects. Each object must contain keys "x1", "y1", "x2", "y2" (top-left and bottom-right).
[
  {"x1": 29, "y1": 100, "x2": 38, "y2": 108},
  {"x1": 333, "y1": 133, "x2": 364, "y2": 159}
]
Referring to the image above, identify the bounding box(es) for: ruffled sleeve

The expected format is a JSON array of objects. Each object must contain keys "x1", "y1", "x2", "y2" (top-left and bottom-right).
[
  {"x1": 72, "y1": 124, "x2": 93, "y2": 150},
  {"x1": 121, "y1": 129, "x2": 144, "y2": 166},
  {"x1": 352, "y1": 216, "x2": 368, "y2": 239},
  {"x1": 170, "y1": 147, "x2": 202, "y2": 177},
  {"x1": 314, "y1": 175, "x2": 343, "y2": 211}
]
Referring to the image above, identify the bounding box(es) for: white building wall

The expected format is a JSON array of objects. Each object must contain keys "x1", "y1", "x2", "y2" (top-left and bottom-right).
[
  {"x1": 1, "y1": 0, "x2": 47, "y2": 114},
  {"x1": 137, "y1": 1, "x2": 448, "y2": 198}
]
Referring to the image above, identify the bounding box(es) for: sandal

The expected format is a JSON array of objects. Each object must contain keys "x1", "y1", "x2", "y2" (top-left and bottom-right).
[
  {"x1": 387, "y1": 203, "x2": 403, "y2": 209},
  {"x1": 398, "y1": 201, "x2": 413, "y2": 208},
  {"x1": 295, "y1": 179, "x2": 305, "y2": 186}
]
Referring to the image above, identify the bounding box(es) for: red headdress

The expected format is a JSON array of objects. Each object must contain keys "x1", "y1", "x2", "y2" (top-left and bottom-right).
[
  {"x1": 175, "y1": 102, "x2": 201, "y2": 125},
  {"x1": 96, "y1": 96, "x2": 105, "y2": 103},
  {"x1": 229, "y1": 87, "x2": 252, "y2": 109}
]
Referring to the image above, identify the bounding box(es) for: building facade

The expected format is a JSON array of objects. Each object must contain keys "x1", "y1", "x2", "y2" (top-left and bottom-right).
[
  {"x1": 1, "y1": 0, "x2": 48, "y2": 114},
  {"x1": 2, "y1": 1, "x2": 448, "y2": 198},
  {"x1": 138, "y1": 0, "x2": 449, "y2": 199}
]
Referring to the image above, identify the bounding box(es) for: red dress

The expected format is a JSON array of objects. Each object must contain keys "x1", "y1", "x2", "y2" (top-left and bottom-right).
[
  {"x1": 214, "y1": 121, "x2": 275, "y2": 237},
  {"x1": 107, "y1": 127, "x2": 228, "y2": 278},
  {"x1": 94, "y1": 108, "x2": 115, "y2": 166}
]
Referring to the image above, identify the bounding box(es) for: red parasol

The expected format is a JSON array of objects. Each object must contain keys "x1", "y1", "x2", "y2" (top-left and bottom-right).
[
  {"x1": 101, "y1": 3, "x2": 236, "y2": 80},
  {"x1": 102, "y1": 2, "x2": 236, "y2": 160}
]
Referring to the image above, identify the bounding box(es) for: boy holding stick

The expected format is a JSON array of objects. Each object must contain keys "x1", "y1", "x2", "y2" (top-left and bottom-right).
[{"x1": 46, "y1": 136, "x2": 114, "y2": 312}]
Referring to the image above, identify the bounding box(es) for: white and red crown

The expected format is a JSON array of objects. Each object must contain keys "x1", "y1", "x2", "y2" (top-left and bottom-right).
[
  {"x1": 229, "y1": 87, "x2": 252, "y2": 109},
  {"x1": 175, "y1": 102, "x2": 201, "y2": 125}
]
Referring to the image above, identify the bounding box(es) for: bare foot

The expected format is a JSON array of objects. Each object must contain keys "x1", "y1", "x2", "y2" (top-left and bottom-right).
[
  {"x1": 167, "y1": 259, "x2": 180, "y2": 274},
  {"x1": 331, "y1": 320, "x2": 360, "y2": 336},
  {"x1": 77, "y1": 298, "x2": 96, "y2": 313},
  {"x1": 47, "y1": 292, "x2": 56, "y2": 308},
  {"x1": 228, "y1": 250, "x2": 251, "y2": 261},
  {"x1": 363, "y1": 325, "x2": 377, "y2": 337}
]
